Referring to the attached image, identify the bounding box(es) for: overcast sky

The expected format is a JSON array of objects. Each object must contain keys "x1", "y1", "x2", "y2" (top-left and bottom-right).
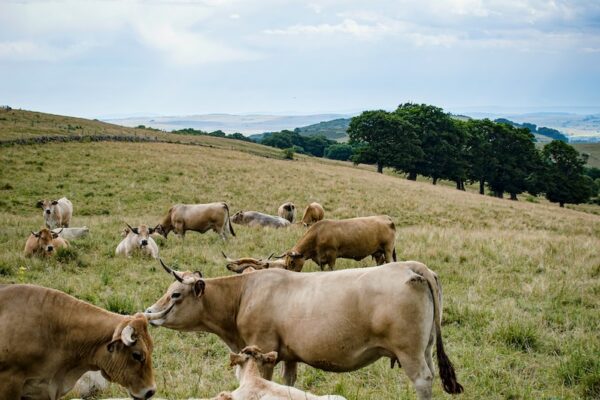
[{"x1": 1, "y1": 0, "x2": 600, "y2": 118}]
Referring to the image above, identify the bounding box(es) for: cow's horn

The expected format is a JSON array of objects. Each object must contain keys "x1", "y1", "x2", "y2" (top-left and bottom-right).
[
  {"x1": 121, "y1": 325, "x2": 137, "y2": 346},
  {"x1": 159, "y1": 259, "x2": 184, "y2": 283},
  {"x1": 221, "y1": 251, "x2": 233, "y2": 262},
  {"x1": 267, "y1": 252, "x2": 275, "y2": 260},
  {"x1": 144, "y1": 303, "x2": 175, "y2": 321},
  {"x1": 272, "y1": 253, "x2": 286, "y2": 259},
  {"x1": 126, "y1": 223, "x2": 137, "y2": 233}
]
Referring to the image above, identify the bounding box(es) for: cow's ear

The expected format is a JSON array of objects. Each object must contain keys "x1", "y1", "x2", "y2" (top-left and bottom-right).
[
  {"x1": 193, "y1": 279, "x2": 205, "y2": 297},
  {"x1": 193, "y1": 270, "x2": 203, "y2": 278},
  {"x1": 51, "y1": 200, "x2": 58, "y2": 205},
  {"x1": 290, "y1": 251, "x2": 303, "y2": 258},
  {"x1": 229, "y1": 353, "x2": 244, "y2": 367},
  {"x1": 262, "y1": 351, "x2": 278, "y2": 364},
  {"x1": 31, "y1": 231, "x2": 40, "y2": 238},
  {"x1": 107, "y1": 339, "x2": 122, "y2": 353},
  {"x1": 51, "y1": 232, "x2": 59, "y2": 239},
  {"x1": 148, "y1": 227, "x2": 155, "y2": 235},
  {"x1": 36, "y1": 200, "x2": 43, "y2": 208}
]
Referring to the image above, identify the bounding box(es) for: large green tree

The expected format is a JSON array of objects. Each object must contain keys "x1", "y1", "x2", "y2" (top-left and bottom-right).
[
  {"x1": 464, "y1": 118, "x2": 497, "y2": 194},
  {"x1": 541, "y1": 140, "x2": 594, "y2": 207},
  {"x1": 348, "y1": 110, "x2": 422, "y2": 173}
]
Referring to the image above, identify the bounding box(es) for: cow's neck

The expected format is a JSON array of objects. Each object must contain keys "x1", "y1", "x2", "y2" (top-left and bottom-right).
[
  {"x1": 238, "y1": 360, "x2": 261, "y2": 385},
  {"x1": 293, "y1": 233, "x2": 316, "y2": 259},
  {"x1": 196, "y1": 276, "x2": 244, "y2": 351}
]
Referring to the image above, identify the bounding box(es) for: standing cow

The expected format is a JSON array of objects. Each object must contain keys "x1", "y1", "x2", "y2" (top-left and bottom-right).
[
  {"x1": 300, "y1": 202, "x2": 324, "y2": 227},
  {"x1": 280, "y1": 215, "x2": 397, "y2": 271},
  {"x1": 155, "y1": 202, "x2": 235, "y2": 240},
  {"x1": 0, "y1": 284, "x2": 164, "y2": 399},
  {"x1": 24, "y1": 228, "x2": 69, "y2": 257},
  {"x1": 37, "y1": 197, "x2": 73, "y2": 229},
  {"x1": 277, "y1": 202, "x2": 296, "y2": 223},
  {"x1": 145, "y1": 260, "x2": 463, "y2": 400}
]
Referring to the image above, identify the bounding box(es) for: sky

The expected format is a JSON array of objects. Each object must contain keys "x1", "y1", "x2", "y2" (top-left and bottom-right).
[{"x1": 1, "y1": 0, "x2": 600, "y2": 119}]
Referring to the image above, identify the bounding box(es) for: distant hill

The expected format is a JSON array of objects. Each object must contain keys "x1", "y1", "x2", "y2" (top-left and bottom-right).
[{"x1": 295, "y1": 118, "x2": 351, "y2": 140}]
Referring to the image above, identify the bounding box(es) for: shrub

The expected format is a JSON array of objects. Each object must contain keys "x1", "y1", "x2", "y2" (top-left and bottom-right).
[
  {"x1": 55, "y1": 246, "x2": 79, "y2": 263},
  {"x1": 0, "y1": 262, "x2": 14, "y2": 276},
  {"x1": 283, "y1": 148, "x2": 295, "y2": 160}
]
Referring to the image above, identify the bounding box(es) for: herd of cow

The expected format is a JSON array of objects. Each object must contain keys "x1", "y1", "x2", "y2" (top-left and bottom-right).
[{"x1": 1, "y1": 196, "x2": 464, "y2": 400}]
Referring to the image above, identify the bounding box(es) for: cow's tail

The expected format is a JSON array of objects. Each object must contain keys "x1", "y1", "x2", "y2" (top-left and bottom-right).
[
  {"x1": 223, "y1": 203, "x2": 236, "y2": 237},
  {"x1": 411, "y1": 264, "x2": 463, "y2": 395},
  {"x1": 392, "y1": 247, "x2": 397, "y2": 262}
]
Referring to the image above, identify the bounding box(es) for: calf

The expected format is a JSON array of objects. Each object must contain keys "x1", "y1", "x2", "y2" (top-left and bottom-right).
[
  {"x1": 227, "y1": 346, "x2": 347, "y2": 400},
  {"x1": 300, "y1": 202, "x2": 324, "y2": 227},
  {"x1": 155, "y1": 202, "x2": 235, "y2": 240},
  {"x1": 281, "y1": 215, "x2": 397, "y2": 271},
  {"x1": 24, "y1": 228, "x2": 69, "y2": 257},
  {"x1": 231, "y1": 211, "x2": 291, "y2": 228},
  {"x1": 0, "y1": 284, "x2": 165, "y2": 399},
  {"x1": 37, "y1": 197, "x2": 73, "y2": 229},
  {"x1": 277, "y1": 202, "x2": 296, "y2": 223},
  {"x1": 116, "y1": 224, "x2": 159, "y2": 259}
]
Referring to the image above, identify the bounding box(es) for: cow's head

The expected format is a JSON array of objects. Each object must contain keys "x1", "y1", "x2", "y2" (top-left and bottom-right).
[
  {"x1": 282, "y1": 203, "x2": 295, "y2": 212},
  {"x1": 153, "y1": 224, "x2": 169, "y2": 239},
  {"x1": 221, "y1": 252, "x2": 275, "y2": 273},
  {"x1": 144, "y1": 260, "x2": 206, "y2": 330},
  {"x1": 37, "y1": 199, "x2": 59, "y2": 217},
  {"x1": 126, "y1": 224, "x2": 155, "y2": 248},
  {"x1": 230, "y1": 211, "x2": 244, "y2": 224},
  {"x1": 274, "y1": 251, "x2": 305, "y2": 272},
  {"x1": 31, "y1": 228, "x2": 60, "y2": 255},
  {"x1": 100, "y1": 313, "x2": 157, "y2": 399},
  {"x1": 229, "y1": 345, "x2": 278, "y2": 379}
]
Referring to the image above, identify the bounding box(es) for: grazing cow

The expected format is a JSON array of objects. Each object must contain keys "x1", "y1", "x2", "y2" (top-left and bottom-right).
[
  {"x1": 24, "y1": 227, "x2": 69, "y2": 257},
  {"x1": 226, "y1": 346, "x2": 347, "y2": 400},
  {"x1": 0, "y1": 284, "x2": 166, "y2": 400},
  {"x1": 277, "y1": 202, "x2": 296, "y2": 223},
  {"x1": 231, "y1": 211, "x2": 291, "y2": 229},
  {"x1": 222, "y1": 252, "x2": 286, "y2": 274},
  {"x1": 37, "y1": 197, "x2": 73, "y2": 229},
  {"x1": 116, "y1": 224, "x2": 159, "y2": 259},
  {"x1": 300, "y1": 202, "x2": 324, "y2": 227},
  {"x1": 146, "y1": 260, "x2": 463, "y2": 400},
  {"x1": 155, "y1": 202, "x2": 235, "y2": 240},
  {"x1": 52, "y1": 226, "x2": 89, "y2": 240},
  {"x1": 279, "y1": 215, "x2": 396, "y2": 271}
]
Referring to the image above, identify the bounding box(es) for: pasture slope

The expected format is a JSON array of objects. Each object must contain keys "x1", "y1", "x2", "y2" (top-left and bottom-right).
[{"x1": 0, "y1": 114, "x2": 599, "y2": 399}]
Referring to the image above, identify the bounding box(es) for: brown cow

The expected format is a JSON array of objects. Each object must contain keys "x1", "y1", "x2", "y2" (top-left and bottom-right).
[
  {"x1": 222, "y1": 252, "x2": 286, "y2": 274},
  {"x1": 226, "y1": 346, "x2": 347, "y2": 400},
  {"x1": 277, "y1": 202, "x2": 296, "y2": 223},
  {"x1": 155, "y1": 202, "x2": 235, "y2": 240},
  {"x1": 145, "y1": 260, "x2": 463, "y2": 400},
  {"x1": 24, "y1": 227, "x2": 69, "y2": 257},
  {"x1": 280, "y1": 215, "x2": 396, "y2": 271},
  {"x1": 37, "y1": 197, "x2": 73, "y2": 229},
  {"x1": 0, "y1": 284, "x2": 167, "y2": 399},
  {"x1": 300, "y1": 202, "x2": 324, "y2": 227}
]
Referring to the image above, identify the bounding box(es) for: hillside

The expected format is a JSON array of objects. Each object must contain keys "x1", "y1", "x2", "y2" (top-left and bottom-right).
[
  {"x1": 295, "y1": 118, "x2": 351, "y2": 140},
  {"x1": 573, "y1": 143, "x2": 600, "y2": 169},
  {"x1": 1, "y1": 110, "x2": 599, "y2": 399}
]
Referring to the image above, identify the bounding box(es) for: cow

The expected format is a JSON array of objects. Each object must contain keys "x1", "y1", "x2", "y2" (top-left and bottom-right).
[
  {"x1": 0, "y1": 283, "x2": 168, "y2": 400},
  {"x1": 52, "y1": 226, "x2": 89, "y2": 240},
  {"x1": 300, "y1": 202, "x2": 324, "y2": 227},
  {"x1": 225, "y1": 346, "x2": 347, "y2": 400},
  {"x1": 155, "y1": 202, "x2": 235, "y2": 240},
  {"x1": 278, "y1": 215, "x2": 397, "y2": 271},
  {"x1": 37, "y1": 197, "x2": 73, "y2": 229},
  {"x1": 231, "y1": 211, "x2": 291, "y2": 229},
  {"x1": 277, "y1": 202, "x2": 296, "y2": 223},
  {"x1": 145, "y1": 260, "x2": 463, "y2": 400},
  {"x1": 24, "y1": 227, "x2": 69, "y2": 257},
  {"x1": 116, "y1": 224, "x2": 159, "y2": 259},
  {"x1": 221, "y1": 252, "x2": 286, "y2": 274}
]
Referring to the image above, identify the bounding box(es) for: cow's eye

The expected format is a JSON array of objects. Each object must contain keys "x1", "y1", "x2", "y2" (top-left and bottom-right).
[
  {"x1": 171, "y1": 292, "x2": 181, "y2": 299},
  {"x1": 132, "y1": 351, "x2": 144, "y2": 363}
]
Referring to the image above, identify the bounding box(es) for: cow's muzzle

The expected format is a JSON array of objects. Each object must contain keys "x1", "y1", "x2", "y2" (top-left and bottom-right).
[
  {"x1": 45, "y1": 209, "x2": 51, "y2": 215},
  {"x1": 141, "y1": 240, "x2": 148, "y2": 247}
]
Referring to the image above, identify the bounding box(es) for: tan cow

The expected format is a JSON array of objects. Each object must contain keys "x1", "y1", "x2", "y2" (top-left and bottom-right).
[
  {"x1": 222, "y1": 252, "x2": 286, "y2": 274},
  {"x1": 279, "y1": 215, "x2": 396, "y2": 271},
  {"x1": 155, "y1": 202, "x2": 235, "y2": 240},
  {"x1": 145, "y1": 260, "x2": 463, "y2": 400},
  {"x1": 300, "y1": 202, "x2": 324, "y2": 227},
  {"x1": 24, "y1": 227, "x2": 69, "y2": 257},
  {"x1": 37, "y1": 197, "x2": 73, "y2": 229},
  {"x1": 0, "y1": 284, "x2": 167, "y2": 399},
  {"x1": 277, "y1": 202, "x2": 296, "y2": 223},
  {"x1": 231, "y1": 211, "x2": 291, "y2": 229},
  {"x1": 116, "y1": 224, "x2": 159, "y2": 259},
  {"x1": 226, "y1": 346, "x2": 347, "y2": 400}
]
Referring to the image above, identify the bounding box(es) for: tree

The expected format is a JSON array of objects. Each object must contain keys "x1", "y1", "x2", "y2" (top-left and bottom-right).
[
  {"x1": 325, "y1": 144, "x2": 354, "y2": 161},
  {"x1": 464, "y1": 119, "x2": 497, "y2": 194},
  {"x1": 541, "y1": 140, "x2": 593, "y2": 207},
  {"x1": 348, "y1": 110, "x2": 422, "y2": 174}
]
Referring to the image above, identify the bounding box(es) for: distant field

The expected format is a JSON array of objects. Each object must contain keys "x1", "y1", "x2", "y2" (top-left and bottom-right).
[
  {"x1": 572, "y1": 143, "x2": 600, "y2": 169},
  {"x1": 1, "y1": 135, "x2": 599, "y2": 399}
]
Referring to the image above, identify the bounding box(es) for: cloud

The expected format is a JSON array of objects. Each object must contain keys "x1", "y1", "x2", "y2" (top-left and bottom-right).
[{"x1": 0, "y1": 40, "x2": 97, "y2": 61}]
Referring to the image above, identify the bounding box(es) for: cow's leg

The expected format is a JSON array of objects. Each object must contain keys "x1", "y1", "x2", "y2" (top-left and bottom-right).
[
  {"x1": 260, "y1": 361, "x2": 275, "y2": 381},
  {"x1": 282, "y1": 361, "x2": 298, "y2": 386},
  {"x1": 384, "y1": 246, "x2": 394, "y2": 264},
  {"x1": 374, "y1": 252, "x2": 385, "y2": 265},
  {"x1": 396, "y1": 353, "x2": 433, "y2": 400}
]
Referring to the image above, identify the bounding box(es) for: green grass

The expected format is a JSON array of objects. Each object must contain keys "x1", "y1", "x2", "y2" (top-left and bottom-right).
[{"x1": 0, "y1": 135, "x2": 599, "y2": 399}]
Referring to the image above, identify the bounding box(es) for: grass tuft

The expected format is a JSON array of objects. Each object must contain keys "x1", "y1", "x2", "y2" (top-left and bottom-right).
[
  {"x1": 495, "y1": 322, "x2": 541, "y2": 352},
  {"x1": 105, "y1": 295, "x2": 136, "y2": 315}
]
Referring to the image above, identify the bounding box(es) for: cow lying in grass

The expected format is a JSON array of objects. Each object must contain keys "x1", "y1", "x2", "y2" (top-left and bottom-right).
[
  {"x1": 220, "y1": 346, "x2": 347, "y2": 400},
  {"x1": 277, "y1": 202, "x2": 296, "y2": 223},
  {"x1": 116, "y1": 224, "x2": 159, "y2": 259},
  {"x1": 231, "y1": 210, "x2": 291, "y2": 228},
  {"x1": 52, "y1": 226, "x2": 89, "y2": 240},
  {"x1": 24, "y1": 227, "x2": 69, "y2": 257}
]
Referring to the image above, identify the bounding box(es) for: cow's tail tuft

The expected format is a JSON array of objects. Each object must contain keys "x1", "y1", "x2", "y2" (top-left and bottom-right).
[
  {"x1": 223, "y1": 203, "x2": 236, "y2": 237},
  {"x1": 392, "y1": 247, "x2": 397, "y2": 262}
]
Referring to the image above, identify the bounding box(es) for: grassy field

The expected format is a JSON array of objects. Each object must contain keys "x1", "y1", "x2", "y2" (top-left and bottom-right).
[
  {"x1": 1, "y1": 122, "x2": 600, "y2": 399},
  {"x1": 572, "y1": 143, "x2": 600, "y2": 169}
]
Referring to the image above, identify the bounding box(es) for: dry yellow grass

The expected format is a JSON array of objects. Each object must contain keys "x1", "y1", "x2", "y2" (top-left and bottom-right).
[{"x1": 1, "y1": 139, "x2": 599, "y2": 399}]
